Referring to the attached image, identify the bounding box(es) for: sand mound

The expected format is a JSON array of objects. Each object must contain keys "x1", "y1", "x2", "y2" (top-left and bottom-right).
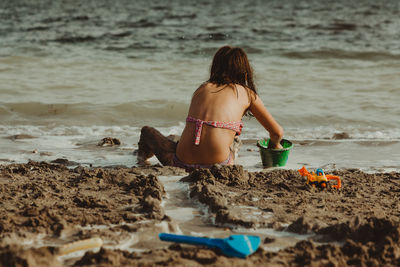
[
  {"x1": 0, "y1": 244, "x2": 59, "y2": 267},
  {"x1": 183, "y1": 166, "x2": 400, "y2": 231},
  {"x1": 1, "y1": 162, "x2": 400, "y2": 266}
]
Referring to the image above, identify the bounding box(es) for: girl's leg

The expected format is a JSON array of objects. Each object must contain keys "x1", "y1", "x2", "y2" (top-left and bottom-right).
[{"x1": 137, "y1": 126, "x2": 177, "y2": 166}]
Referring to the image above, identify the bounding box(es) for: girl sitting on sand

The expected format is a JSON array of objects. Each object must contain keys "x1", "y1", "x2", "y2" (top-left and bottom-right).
[{"x1": 137, "y1": 46, "x2": 283, "y2": 172}]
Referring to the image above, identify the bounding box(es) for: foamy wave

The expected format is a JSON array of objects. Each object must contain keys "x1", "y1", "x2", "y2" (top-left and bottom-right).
[
  {"x1": 2, "y1": 122, "x2": 399, "y2": 147},
  {"x1": 0, "y1": 123, "x2": 186, "y2": 142},
  {"x1": 0, "y1": 125, "x2": 141, "y2": 138},
  {"x1": 242, "y1": 126, "x2": 400, "y2": 141}
]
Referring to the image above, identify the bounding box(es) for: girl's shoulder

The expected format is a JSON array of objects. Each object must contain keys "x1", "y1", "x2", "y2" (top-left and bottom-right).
[
  {"x1": 233, "y1": 83, "x2": 257, "y2": 100},
  {"x1": 195, "y1": 82, "x2": 255, "y2": 100}
]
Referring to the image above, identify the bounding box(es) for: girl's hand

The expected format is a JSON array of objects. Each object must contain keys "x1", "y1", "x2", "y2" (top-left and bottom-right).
[{"x1": 268, "y1": 141, "x2": 283, "y2": 150}]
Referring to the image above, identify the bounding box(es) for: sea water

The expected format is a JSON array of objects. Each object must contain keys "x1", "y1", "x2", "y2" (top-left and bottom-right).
[{"x1": 1, "y1": 0, "x2": 400, "y2": 171}]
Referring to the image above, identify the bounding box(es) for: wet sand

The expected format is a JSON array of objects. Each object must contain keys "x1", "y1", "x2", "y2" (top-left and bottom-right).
[{"x1": 1, "y1": 161, "x2": 400, "y2": 266}]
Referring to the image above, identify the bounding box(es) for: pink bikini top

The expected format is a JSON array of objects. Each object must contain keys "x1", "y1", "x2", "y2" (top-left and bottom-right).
[{"x1": 186, "y1": 116, "x2": 243, "y2": 145}]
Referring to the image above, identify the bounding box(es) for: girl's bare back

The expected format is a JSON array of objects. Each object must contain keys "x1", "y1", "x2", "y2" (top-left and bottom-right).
[{"x1": 176, "y1": 83, "x2": 252, "y2": 164}]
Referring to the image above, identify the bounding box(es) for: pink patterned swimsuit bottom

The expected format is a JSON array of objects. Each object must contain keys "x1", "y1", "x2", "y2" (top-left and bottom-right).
[{"x1": 173, "y1": 152, "x2": 233, "y2": 173}]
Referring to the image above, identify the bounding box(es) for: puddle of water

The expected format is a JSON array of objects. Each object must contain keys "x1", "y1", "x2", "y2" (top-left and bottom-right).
[
  {"x1": 2, "y1": 233, "x2": 48, "y2": 248},
  {"x1": 58, "y1": 247, "x2": 102, "y2": 261},
  {"x1": 104, "y1": 233, "x2": 139, "y2": 252},
  {"x1": 159, "y1": 175, "x2": 198, "y2": 223},
  {"x1": 157, "y1": 175, "x2": 312, "y2": 252},
  {"x1": 227, "y1": 205, "x2": 273, "y2": 222},
  {"x1": 234, "y1": 226, "x2": 314, "y2": 240},
  {"x1": 75, "y1": 220, "x2": 181, "y2": 252},
  {"x1": 159, "y1": 175, "x2": 215, "y2": 231},
  {"x1": 233, "y1": 226, "x2": 314, "y2": 252}
]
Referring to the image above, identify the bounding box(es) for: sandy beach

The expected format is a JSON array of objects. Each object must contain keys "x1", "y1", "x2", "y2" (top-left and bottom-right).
[
  {"x1": 1, "y1": 1, "x2": 400, "y2": 266},
  {"x1": 1, "y1": 161, "x2": 400, "y2": 266}
]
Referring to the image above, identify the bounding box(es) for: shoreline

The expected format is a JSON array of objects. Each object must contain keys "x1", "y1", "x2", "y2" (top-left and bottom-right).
[
  {"x1": 1, "y1": 136, "x2": 400, "y2": 173},
  {"x1": 1, "y1": 161, "x2": 400, "y2": 266}
]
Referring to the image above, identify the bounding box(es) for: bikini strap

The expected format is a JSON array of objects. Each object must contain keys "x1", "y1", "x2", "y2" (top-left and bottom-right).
[
  {"x1": 204, "y1": 120, "x2": 243, "y2": 135},
  {"x1": 186, "y1": 116, "x2": 243, "y2": 145},
  {"x1": 186, "y1": 116, "x2": 203, "y2": 145}
]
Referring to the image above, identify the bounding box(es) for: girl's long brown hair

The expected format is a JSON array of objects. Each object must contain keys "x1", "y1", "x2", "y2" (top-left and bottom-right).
[{"x1": 208, "y1": 46, "x2": 257, "y2": 100}]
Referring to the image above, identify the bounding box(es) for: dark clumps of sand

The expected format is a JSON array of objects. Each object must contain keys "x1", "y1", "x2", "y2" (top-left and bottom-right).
[
  {"x1": 1, "y1": 162, "x2": 400, "y2": 266},
  {"x1": 0, "y1": 245, "x2": 60, "y2": 267},
  {"x1": 183, "y1": 165, "x2": 400, "y2": 231},
  {"x1": 97, "y1": 137, "x2": 121, "y2": 147},
  {"x1": 0, "y1": 161, "x2": 187, "y2": 235},
  {"x1": 332, "y1": 132, "x2": 351, "y2": 140},
  {"x1": 264, "y1": 217, "x2": 400, "y2": 266},
  {"x1": 0, "y1": 161, "x2": 163, "y2": 237}
]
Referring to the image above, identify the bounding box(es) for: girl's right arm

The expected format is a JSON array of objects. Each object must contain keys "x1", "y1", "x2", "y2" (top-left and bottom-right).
[{"x1": 249, "y1": 95, "x2": 284, "y2": 149}]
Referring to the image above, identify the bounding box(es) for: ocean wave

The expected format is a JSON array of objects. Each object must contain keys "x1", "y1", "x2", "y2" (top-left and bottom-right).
[
  {"x1": 2, "y1": 123, "x2": 399, "y2": 144},
  {"x1": 25, "y1": 25, "x2": 51, "y2": 32},
  {"x1": 0, "y1": 124, "x2": 142, "y2": 138},
  {"x1": 105, "y1": 42, "x2": 158, "y2": 51},
  {"x1": 188, "y1": 46, "x2": 262, "y2": 56},
  {"x1": 196, "y1": 33, "x2": 231, "y2": 41},
  {"x1": 187, "y1": 47, "x2": 221, "y2": 56},
  {"x1": 53, "y1": 34, "x2": 101, "y2": 44},
  {"x1": 108, "y1": 31, "x2": 132, "y2": 38},
  {"x1": 307, "y1": 21, "x2": 357, "y2": 31},
  {"x1": 2, "y1": 0, "x2": 400, "y2": 62},
  {"x1": 42, "y1": 15, "x2": 91, "y2": 24},
  {"x1": 282, "y1": 49, "x2": 400, "y2": 61},
  {"x1": 0, "y1": 101, "x2": 189, "y2": 126},
  {"x1": 165, "y1": 13, "x2": 196, "y2": 20},
  {"x1": 41, "y1": 16, "x2": 64, "y2": 23},
  {"x1": 51, "y1": 29, "x2": 135, "y2": 45},
  {"x1": 116, "y1": 18, "x2": 159, "y2": 28},
  {"x1": 242, "y1": 125, "x2": 400, "y2": 142}
]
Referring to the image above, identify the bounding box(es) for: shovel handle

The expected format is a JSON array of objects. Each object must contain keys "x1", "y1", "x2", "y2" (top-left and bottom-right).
[
  {"x1": 58, "y1": 237, "x2": 103, "y2": 256},
  {"x1": 159, "y1": 233, "x2": 212, "y2": 247}
]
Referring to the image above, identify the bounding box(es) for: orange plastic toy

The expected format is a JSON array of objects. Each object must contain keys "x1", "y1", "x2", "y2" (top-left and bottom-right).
[{"x1": 298, "y1": 166, "x2": 341, "y2": 189}]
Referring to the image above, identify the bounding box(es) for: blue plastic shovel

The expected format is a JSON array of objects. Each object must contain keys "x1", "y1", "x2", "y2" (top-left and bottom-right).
[{"x1": 159, "y1": 233, "x2": 261, "y2": 258}]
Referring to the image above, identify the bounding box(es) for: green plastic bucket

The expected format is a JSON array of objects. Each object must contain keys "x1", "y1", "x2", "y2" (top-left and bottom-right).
[{"x1": 257, "y1": 139, "x2": 293, "y2": 167}]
